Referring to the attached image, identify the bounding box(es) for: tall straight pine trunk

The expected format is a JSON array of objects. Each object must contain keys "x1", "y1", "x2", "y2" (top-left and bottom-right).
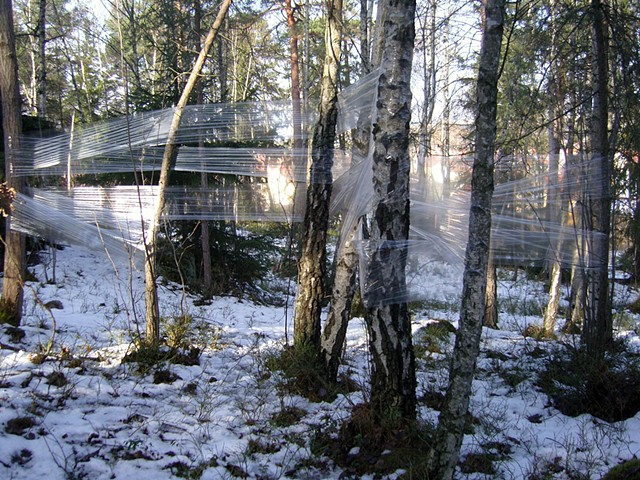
[
  {"x1": 428, "y1": 1, "x2": 505, "y2": 477},
  {"x1": 284, "y1": 0, "x2": 303, "y2": 153},
  {"x1": 582, "y1": 0, "x2": 612, "y2": 357}
]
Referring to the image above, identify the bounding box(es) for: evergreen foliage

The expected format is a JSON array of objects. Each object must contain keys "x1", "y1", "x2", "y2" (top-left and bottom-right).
[{"x1": 538, "y1": 343, "x2": 640, "y2": 422}]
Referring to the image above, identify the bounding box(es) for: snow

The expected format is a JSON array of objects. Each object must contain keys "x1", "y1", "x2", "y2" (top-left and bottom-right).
[{"x1": 1, "y1": 244, "x2": 639, "y2": 479}]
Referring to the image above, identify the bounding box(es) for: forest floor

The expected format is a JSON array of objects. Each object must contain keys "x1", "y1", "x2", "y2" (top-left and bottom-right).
[{"x1": 1, "y1": 244, "x2": 640, "y2": 479}]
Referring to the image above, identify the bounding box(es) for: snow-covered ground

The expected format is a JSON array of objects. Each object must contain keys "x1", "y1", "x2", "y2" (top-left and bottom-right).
[{"x1": 1, "y1": 245, "x2": 640, "y2": 479}]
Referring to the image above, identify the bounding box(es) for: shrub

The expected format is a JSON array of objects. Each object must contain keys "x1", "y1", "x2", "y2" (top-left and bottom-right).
[
  {"x1": 156, "y1": 221, "x2": 278, "y2": 299},
  {"x1": 538, "y1": 344, "x2": 640, "y2": 421},
  {"x1": 602, "y1": 459, "x2": 640, "y2": 480},
  {"x1": 413, "y1": 320, "x2": 456, "y2": 357},
  {"x1": 265, "y1": 344, "x2": 336, "y2": 402},
  {"x1": 313, "y1": 403, "x2": 434, "y2": 478},
  {"x1": 270, "y1": 406, "x2": 307, "y2": 428}
]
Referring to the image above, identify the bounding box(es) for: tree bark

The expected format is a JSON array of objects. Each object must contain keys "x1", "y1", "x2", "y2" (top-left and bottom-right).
[
  {"x1": 484, "y1": 252, "x2": 498, "y2": 329},
  {"x1": 359, "y1": 0, "x2": 370, "y2": 72},
  {"x1": 321, "y1": 223, "x2": 359, "y2": 380},
  {"x1": 0, "y1": 0, "x2": 26, "y2": 325},
  {"x1": 543, "y1": 0, "x2": 565, "y2": 336},
  {"x1": 543, "y1": 144, "x2": 565, "y2": 336},
  {"x1": 294, "y1": 0, "x2": 342, "y2": 349},
  {"x1": 363, "y1": 0, "x2": 417, "y2": 422},
  {"x1": 144, "y1": 0, "x2": 232, "y2": 342},
  {"x1": 428, "y1": 0, "x2": 505, "y2": 477},
  {"x1": 284, "y1": 0, "x2": 303, "y2": 152},
  {"x1": 195, "y1": 0, "x2": 213, "y2": 297},
  {"x1": 319, "y1": 0, "x2": 385, "y2": 380},
  {"x1": 583, "y1": 0, "x2": 612, "y2": 358},
  {"x1": 634, "y1": 167, "x2": 640, "y2": 282},
  {"x1": 36, "y1": 0, "x2": 46, "y2": 123}
]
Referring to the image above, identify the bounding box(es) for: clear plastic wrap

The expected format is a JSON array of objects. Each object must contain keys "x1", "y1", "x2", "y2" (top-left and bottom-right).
[{"x1": 11, "y1": 76, "x2": 608, "y2": 307}]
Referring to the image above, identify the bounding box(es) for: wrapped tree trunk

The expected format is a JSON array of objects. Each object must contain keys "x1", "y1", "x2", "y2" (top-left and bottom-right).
[
  {"x1": 294, "y1": 0, "x2": 342, "y2": 349},
  {"x1": 0, "y1": 0, "x2": 26, "y2": 326},
  {"x1": 428, "y1": 0, "x2": 505, "y2": 477},
  {"x1": 321, "y1": 222, "x2": 359, "y2": 380},
  {"x1": 320, "y1": 0, "x2": 385, "y2": 381},
  {"x1": 542, "y1": 0, "x2": 565, "y2": 336},
  {"x1": 363, "y1": 0, "x2": 417, "y2": 421}
]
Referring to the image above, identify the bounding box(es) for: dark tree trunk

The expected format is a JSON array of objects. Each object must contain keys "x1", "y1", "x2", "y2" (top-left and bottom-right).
[
  {"x1": 634, "y1": 167, "x2": 640, "y2": 282},
  {"x1": 583, "y1": 0, "x2": 612, "y2": 357},
  {"x1": 364, "y1": 0, "x2": 417, "y2": 422},
  {"x1": 195, "y1": 0, "x2": 213, "y2": 297},
  {"x1": 359, "y1": 0, "x2": 370, "y2": 72},
  {"x1": 294, "y1": 0, "x2": 342, "y2": 349},
  {"x1": 36, "y1": 0, "x2": 46, "y2": 123},
  {"x1": 428, "y1": 0, "x2": 505, "y2": 477},
  {"x1": 0, "y1": 0, "x2": 26, "y2": 326}
]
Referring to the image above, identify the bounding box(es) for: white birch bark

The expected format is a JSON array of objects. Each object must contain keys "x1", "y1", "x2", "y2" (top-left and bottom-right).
[
  {"x1": 428, "y1": 0, "x2": 505, "y2": 477},
  {"x1": 364, "y1": 0, "x2": 417, "y2": 421}
]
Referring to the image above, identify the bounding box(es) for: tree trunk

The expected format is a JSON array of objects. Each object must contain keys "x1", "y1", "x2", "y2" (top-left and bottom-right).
[
  {"x1": 543, "y1": 0, "x2": 564, "y2": 336},
  {"x1": 321, "y1": 223, "x2": 359, "y2": 380},
  {"x1": 284, "y1": 0, "x2": 303, "y2": 152},
  {"x1": 634, "y1": 167, "x2": 640, "y2": 282},
  {"x1": 567, "y1": 255, "x2": 586, "y2": 331},
  {"x1": 294, "y1": 0, "x2": 342, "y2": 349},
  {"x1": 0, "y1": 0, "x2": 26, "y2": 326},
  {"x1": 582, "y1": 0, "x2": 612, "y2": 357},
  {"x1": 363, "y1": 0, "x2": 417, "y2": 422},
  {"x1": 428, "y1": 0, "x2": 505, "y2": 477},
  {"x1": 36, "y1": 0, "x2": 46, "y2": 123},
  {"x1": 543, "y1": 144, "x2": 565, "y2": 336},
  {"x1": 359, "y1": 0, "x2": 370, "y2": 72},
  {"x1": 195, "y1": 0, "x2": 212, "y2": 297},
  {"x1": 484, "y1": 252, "x2": 498, "y2": 329},
  {"x1": 544, "y1": 256, "x2": 563, "y2": 335},
  {"x1": 144, "y1": 0, "x2": 232, "y2": 342},
  {"x1": 319, "y1": 0, "x2": 384, "y2": 380}
]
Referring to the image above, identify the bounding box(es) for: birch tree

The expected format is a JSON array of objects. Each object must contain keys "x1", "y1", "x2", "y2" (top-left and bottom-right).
[
  {"x1": 363, "y1": 0, "x2": 417, "y2": 421},
  {"x1": 0, "y1": 0, "x2": 26, "y2": 326},
  {"x1": 320, "y1": 0, "x2": 385, "y2": 384},
  {"x1": 428, "y1": 0, "x2": 505, "y2": 477},
  {"x1": 294, "y1": 0, "x2": 342, "y2": 349}
]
